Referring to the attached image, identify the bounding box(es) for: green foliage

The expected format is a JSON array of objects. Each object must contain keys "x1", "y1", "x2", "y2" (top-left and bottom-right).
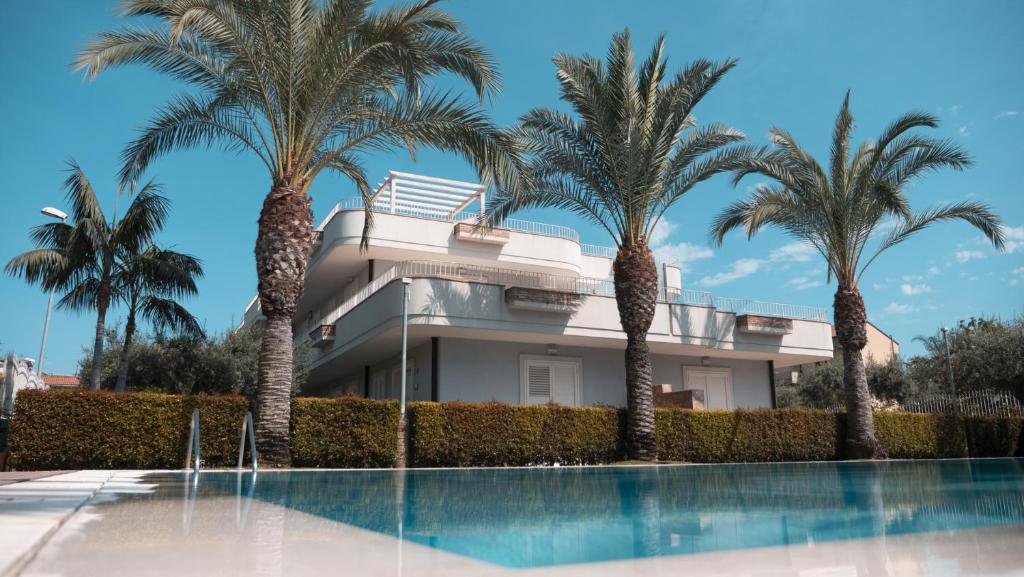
[
  {"x1": 873, "y1": 412, "x2": 967, "y2": 459},
  {"x1": 964, "y1": 416, "x2": 1023, "y2": 458},
  {"x1": 78, "y1": 325, "x2": 309, "y2": 397},
  {"x1": 290, "y1": 396, "x2": 399, "y2": 468},
  {"x1": 912, "y1": 317, "x2": 1024, "y2": 402},
  {"x1": 657, "y1": 408, "x2": 841, "y2": 462},
  {"x1": 408, "y1": 402, "x2": 625, "y2": 467},
  {"x1": 793, "y1": 361, "x2": 845, "y2": 408},
  {"x1": 8, "y1": 389, "x2": 247, "y2": 470}
]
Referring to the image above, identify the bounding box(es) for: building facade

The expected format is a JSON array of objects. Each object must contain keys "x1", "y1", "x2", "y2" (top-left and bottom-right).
[{"x1": 241, "y1": 172, "x2": 834, "y2": 410}]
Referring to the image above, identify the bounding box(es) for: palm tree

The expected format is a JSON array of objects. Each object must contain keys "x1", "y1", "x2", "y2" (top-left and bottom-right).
[
  {"x1": 76, "y1": 0, "x2": 520, "y2": 465},
  {"x1": 711, "y1": 92, "x2": 1004, "y2": 458},
  {"x1": 5, "y1": 162, "x2": 170, "y2": 390},
  {"x1": 114, "y1": 245, "x2": 205, "y2": 392},
  {"x1": 487, "y1": 30, "x2": 758, "y2": 461}
]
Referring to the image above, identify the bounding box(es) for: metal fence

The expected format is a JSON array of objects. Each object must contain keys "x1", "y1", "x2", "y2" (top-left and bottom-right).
[
  {"x1": 828, "y1": 390, "x2": 1024, "y2": 417},
  {"x1": 901, "y1": 390, "x2": 1024, "y2": 417}
]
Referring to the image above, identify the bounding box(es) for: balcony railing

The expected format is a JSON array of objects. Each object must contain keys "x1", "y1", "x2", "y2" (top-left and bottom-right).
[
  {"x1": 299, "y1": 260, "x2": 829, "y2": 341},
  {"x1": 320, "y1": 197, "x2": 581, "y2": 243}
]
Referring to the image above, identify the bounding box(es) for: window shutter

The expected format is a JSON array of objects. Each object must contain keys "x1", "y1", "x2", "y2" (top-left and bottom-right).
[{"x1": 527, "y1": 364, "x2": 552, "y2": 400}]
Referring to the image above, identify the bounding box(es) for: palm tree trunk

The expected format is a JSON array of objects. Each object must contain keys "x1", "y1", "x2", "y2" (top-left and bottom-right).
[
  {"x1": 114, "y1": 313, "x2": 137, "y2": 392},
  {"x1": 89, "y1": 297, "x2": 109, "y2": 390},
  {"x1": 253, "y1": 179, "x2": 313, "y2": 467},
  {"x1": 613, "y1": 243, "x2": 659, "y2": 461},
  {"x1": 834, "y1": 287, "x2": 886, "y2": 459}
]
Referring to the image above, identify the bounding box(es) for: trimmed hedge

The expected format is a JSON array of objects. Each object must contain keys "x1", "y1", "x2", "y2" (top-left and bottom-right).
[
  {"x1": 656, "y1": 408, "x2": 841, "y2": 462},
  {"x1": 408, "y1": 401, "x2": 624, "y2": 467},
  {"x1": 10, "y1": 390, "x2": 1023, "y2": 470},
  {"x1": 9, "y1": 389, "x2": 247, "y2": 470},
  {"x1": 291, "y1": 396, "x2": 399, "y2": 468}
]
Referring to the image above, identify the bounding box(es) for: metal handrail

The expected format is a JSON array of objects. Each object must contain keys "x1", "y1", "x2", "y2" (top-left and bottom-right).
[
  {"x1": 237, "y1": 411, "x2": 259, "y2": 472},
  {"x1": 184, "y1": 408, "x2": 200, "y2": 474},
  {"x1": 581, "y1": 244, "x2": 617, "y2": 258}
]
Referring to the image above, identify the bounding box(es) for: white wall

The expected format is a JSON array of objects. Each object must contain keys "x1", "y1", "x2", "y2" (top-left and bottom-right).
[{"x1": 437, "y1": 338, "x2": 773, "y2": 408}]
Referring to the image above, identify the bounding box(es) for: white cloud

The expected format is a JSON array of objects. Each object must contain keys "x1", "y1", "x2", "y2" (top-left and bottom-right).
[
  {"x1": 901, "y1": 274, "x2": 923, "y2": 282},
  {"x1": 648, "y1": 217, "x2": 715, "y2": 270},
  {"x1": 944, "y1": 104, "x2": 963, "y2": 115},
  {"x1": 954, "y1": 249, "x2": 986, "y2": 263},
  {"x1": 927, "y1": 265, "x2": 941, "y2": 276},
  {"x1": 957, "y1": 125, "x2": 971, "y2": 137},
  {"x1": 785, "y1": 276, "x2": 824, "y2": 290},
  {"x1": 995, "y1": 110, "x2": 1019, "y2": 120},
  {"x1": 900, "y1": 283, "x2": 933, "y2": 295},
  {"x1": 883, "y1": 302, "x2": 915, "y2": 315},
  {"x1": 1001, "y1": 225, "x2": 1024, "y2": 254},
  {"x1": 654, "y1": 242, "x2": 713, "y2": 267},
  {"x1": 768, "y1": 241, "x2": 817, "y2": 263},
  {"x1": 649, "y1": 218, "x2": 678, "y2": 247},
  {"x1": 699, "y1": 259, "x2": 762, "y2": 287},
  {"x1": 1012, "y1": 266, "x2": 1024, "y2": 276}
]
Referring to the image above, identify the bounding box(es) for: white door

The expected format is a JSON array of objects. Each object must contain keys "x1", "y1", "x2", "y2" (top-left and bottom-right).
[
  {"x1": 522, "y1": 357, "x2": 580, "y2": 406},
  {"x1": 370, "y1": 370, "x2": 387, "y2": 399},
  {"x1": 683, "y1": 367, "x2": 733, "y2": 409}
]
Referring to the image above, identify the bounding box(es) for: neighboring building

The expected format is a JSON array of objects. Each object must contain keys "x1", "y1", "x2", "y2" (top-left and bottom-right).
[
  {"x1": 42, "y1": 373, "x2": 82, "y2": 389},
  {"x1": 241, "y1": 172, "x2": 834, "y2": 410},
  {"x1": 776, "y1": 321, "x2": 900, "y2": 384},
  {"x1": 837, "y1": 321, "x2": 900, "y2": 366},
  {"x1": 1, "y1": 355, "x2": 44, "y2": 416}
]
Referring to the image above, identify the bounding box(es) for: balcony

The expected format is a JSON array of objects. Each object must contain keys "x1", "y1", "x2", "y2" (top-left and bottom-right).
[{"x1": 298, "y1": 260, "x2": 829, "y2": 343}]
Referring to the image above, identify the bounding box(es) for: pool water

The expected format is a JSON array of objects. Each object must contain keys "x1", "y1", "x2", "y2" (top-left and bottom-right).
[{"x1": 188, "y1": 458, "x2": 1024, "y2": 568}]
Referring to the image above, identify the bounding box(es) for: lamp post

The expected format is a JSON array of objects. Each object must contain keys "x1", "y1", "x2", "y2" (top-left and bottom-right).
[
  {"x1": 400, "y1": 277, "x2": 411, "y2": 416},
  {"x1": 37, "y1": 207, "x2": 68, "y2": 376}
]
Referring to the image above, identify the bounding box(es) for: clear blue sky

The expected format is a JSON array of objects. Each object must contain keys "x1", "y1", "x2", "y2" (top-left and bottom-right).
[{"x1": 1, "y1": 0, "x2": 1022, "y2": 374}]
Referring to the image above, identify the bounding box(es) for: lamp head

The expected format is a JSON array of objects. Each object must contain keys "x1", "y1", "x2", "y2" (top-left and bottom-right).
[{"x1": 41, "y1": 207, "x2": 68, "y2": 221}]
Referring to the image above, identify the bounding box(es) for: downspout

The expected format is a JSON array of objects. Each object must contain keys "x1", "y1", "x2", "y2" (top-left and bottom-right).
[{"x1": 768, "y1": 360, "x2": 777, "y2": 409}]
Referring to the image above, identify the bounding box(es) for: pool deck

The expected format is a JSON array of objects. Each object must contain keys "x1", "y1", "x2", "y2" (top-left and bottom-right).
[{"x1": 2, "y1": 469, "x2": 1023, "y2": 577}]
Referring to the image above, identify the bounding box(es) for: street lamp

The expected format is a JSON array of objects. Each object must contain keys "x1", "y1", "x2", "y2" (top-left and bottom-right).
[{"x1": 37, "y1": 207, "x2": 68, "y2": 376}]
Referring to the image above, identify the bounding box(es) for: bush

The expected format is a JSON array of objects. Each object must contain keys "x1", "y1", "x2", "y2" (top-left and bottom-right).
[
  {"x1": 290, "y1": 396, "x2": 399, "y2": 468},
  {"x1": 408, "y1": 401, "x2": 623, "y2": 467},
  {"x1": 873, "y1": 412, "x2": 967, "y2": 459},
  {"x1": 9, "y1": 389, "x2": 247, "y2": 470},
  {"x1": 964, "y1": 416, "x2": 1023, "y2": 458},
  {"x1": 657, "y1": 408, "x2": 841, "y2": 462}
]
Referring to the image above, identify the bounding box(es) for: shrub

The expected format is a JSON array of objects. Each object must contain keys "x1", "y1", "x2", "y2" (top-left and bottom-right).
[
  {"x1": 657, "y1": 408, "x2": 841, "y2": 463},
  {"x1": 8, "y1": 389, "x2": 247, "y2": 470},
  {"x1": 408, "y1": 401, "x2": 623, "y2": 467},
  {"x1": 964, "y1": 416, "x2": 1023, "y2": 458},
  {"x1": 290, "y1": 396, "x2": 399, "y2": 468},
  {"x1": 873, "y1": 412, "x2": 967, "y2": 459}
]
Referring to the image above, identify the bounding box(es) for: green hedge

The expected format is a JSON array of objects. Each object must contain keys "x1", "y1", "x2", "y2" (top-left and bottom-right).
[
  {"x1": 656, "y1": 408, "x2": 841, "y2": 462},
  {"x1": 291, "y1": 396, "x2": 398, "y2": 468},
  {"x1": 408, "y1": 402, "x2": 624, "y2": 467},
  {"x1": 9, "y1": 389, "x2": 247, "y2": 470},
  {"x1": 10, "y1": 390, "x2": 1023, "y2": 470}
]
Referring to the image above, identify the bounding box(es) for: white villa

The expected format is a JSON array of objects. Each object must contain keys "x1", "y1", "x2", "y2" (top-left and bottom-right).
[{"x1": 241, "y1": 172, "x2": 833, "y2": 410}]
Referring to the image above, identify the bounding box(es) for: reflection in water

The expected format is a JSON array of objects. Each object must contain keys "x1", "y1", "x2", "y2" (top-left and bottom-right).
[
  {"x1": 64, "y1": 461, "x2": 1015, "y2": 573},
  {"x1": 174, "y1": 458, "x2": 1024, "y2": 569}
]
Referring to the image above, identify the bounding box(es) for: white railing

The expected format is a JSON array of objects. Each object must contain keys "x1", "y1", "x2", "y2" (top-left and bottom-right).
[
  {"x1": 321, "y1": 196, "x2": 580, "y2": 242},
  {"x1": 581, "y1": 244, "x2": 617, "y2": 258},
  {"x1": 697, "y1": 296, "x2": 829, "y2": 322}
]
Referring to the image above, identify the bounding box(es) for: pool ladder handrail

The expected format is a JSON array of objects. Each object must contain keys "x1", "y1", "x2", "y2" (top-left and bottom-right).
[
  {"x1": 238, "y1": 411, "x2": 259, "y2": 472},
  {"x1": 184, "y1": 407, "x2": 200, "y2": 474}
]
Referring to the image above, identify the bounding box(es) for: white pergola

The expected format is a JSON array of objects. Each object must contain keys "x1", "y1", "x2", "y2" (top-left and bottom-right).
[{"x1": 370, "y1": 170, "x2": 487, "y2": 220}]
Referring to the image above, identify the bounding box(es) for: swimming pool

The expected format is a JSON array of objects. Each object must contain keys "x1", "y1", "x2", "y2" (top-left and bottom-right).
[{"x1": 12, "y1": 459, "x2": 1024, "y2": 576}]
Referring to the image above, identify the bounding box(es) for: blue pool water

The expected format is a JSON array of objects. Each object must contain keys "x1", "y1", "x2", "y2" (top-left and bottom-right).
[{"x1": 188, "y1": 459, "x2": 1024, "y2": 568}]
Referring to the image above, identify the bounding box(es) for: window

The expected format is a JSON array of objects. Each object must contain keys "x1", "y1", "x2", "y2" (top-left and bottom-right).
[{"x1": 520, "y1": 355, "x2": 581, "y2": 406}]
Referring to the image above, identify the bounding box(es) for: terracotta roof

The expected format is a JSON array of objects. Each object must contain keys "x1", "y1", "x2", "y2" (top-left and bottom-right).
[{"x1": 43, "y1": 374, "x2": 81, "y2": 387}]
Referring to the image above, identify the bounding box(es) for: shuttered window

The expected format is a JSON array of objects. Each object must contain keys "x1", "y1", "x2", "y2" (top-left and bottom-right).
[
  {"x1": 527, "y1": 364, "x2": 552, "y2": 398},
  {"x1": 521, "y1": 356, "x2": 580, "y2": 406}
]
